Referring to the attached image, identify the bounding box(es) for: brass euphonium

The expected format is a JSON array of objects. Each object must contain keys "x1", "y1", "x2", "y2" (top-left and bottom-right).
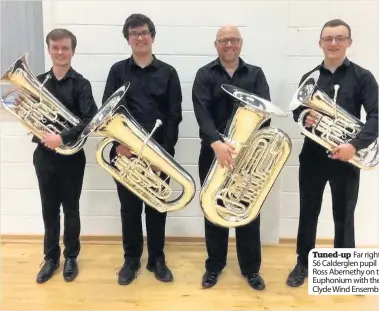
[
  {"x1": 79, "y1": 82, "x2": 196, "y2": 213},
  {"x1": 200, "y1": 84, "x2": 292, "y2": 228},
  {"x1": 289, "y1": 70, "x2": 379, "y2": 170},
  {"x1": 0, "y1": 53, "x2": 86, "y2": 155}
]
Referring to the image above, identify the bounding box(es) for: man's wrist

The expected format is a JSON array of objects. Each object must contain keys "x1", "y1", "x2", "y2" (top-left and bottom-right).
[
  {"x1": 57, "y1": 134, "x2": 64, "y2": 145},
  {"x1": 211, "y1": 140, "x2": 222, "y2": 148},
  {"x1": 211, "y1": 140, "x2": 224, "y2": 153},
  {"x1": 348, "y1": 143, "x2": 357, "y2": 153}
]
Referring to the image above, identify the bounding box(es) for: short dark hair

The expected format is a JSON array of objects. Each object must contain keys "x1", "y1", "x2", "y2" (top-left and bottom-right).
[
  {"x1": 122, "y1": 13, "x2": 156, "y2": 40},
  {"x1": 320, "y1": 19, "x2": 351, "y2": 38},
  {"x1": 45, "y1": 28, "x2": 77, "y2": 50}
]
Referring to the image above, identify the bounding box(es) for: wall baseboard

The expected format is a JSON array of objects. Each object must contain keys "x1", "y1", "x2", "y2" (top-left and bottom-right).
[
  {"x1": 0, "y1": 234, "x2": 335, "y2": 247},
  {"x1": 2, "y1": 234, "x2": 377, "y2": 248}
]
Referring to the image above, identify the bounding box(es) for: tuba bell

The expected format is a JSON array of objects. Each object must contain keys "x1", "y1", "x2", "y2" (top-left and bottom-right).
[
  {"x1": 0, "y1": 53, "x2": 86, "y2": 155},
  {"x1": 289, "y1": 70, "x2": 379, "y2": 170},
  {"x1": 200, "y1": 84, "x2": 292, "y2": 228},
  {"x1": 79, "y1": 82, "x2": 196, "y2": 213}
]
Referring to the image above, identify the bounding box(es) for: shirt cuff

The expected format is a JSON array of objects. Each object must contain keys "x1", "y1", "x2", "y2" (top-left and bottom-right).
[
  {"x1": 349, "y1": 138, "x2": 363, "y2": 152},
  {"x1": 60, "y1": 131, "x2": 71, "y2": 145},
  {"x1": 206, "y1": 133, "x2": 222, "y2": 146},
  {"x1": 113, "y1": 141, "x2": 121, "y2": 149}
]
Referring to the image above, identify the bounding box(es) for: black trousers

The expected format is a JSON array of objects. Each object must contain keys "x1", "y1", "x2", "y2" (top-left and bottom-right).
[
  {"x1": 33, "y1": 145, "x2": 86, "y2": 262},
  {"x1": 110, "y1": 146, "x2": 167, "y2": 264},
  {"x1": 198, "y1": 144, "x2": 261, "y2": 275},
  {"x1": 296, "y1": 139, "x2": 360, "y2": 266}
]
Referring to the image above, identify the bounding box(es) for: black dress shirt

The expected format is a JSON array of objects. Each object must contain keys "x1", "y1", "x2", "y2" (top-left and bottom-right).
[
  {"x1": 102, "y1": 55, "x2": 183, "y2": 156},
  {"x1": 33, "y1": 67, "x2": 98, "y2": 146},
  {"x1": 192, "y1": 57, "x2": 271, "y2": 146},
  {"x1": 293, "y1": 58, "x2": 378, "y2": 151}
]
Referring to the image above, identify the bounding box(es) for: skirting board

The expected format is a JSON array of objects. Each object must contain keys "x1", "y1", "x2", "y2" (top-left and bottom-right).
[
  {"x1": 0, "y1": 234, "x2": 334, "y2": 247},
  {"x1": 2, "y1": 235, "x2": 377, "y2": 250}
]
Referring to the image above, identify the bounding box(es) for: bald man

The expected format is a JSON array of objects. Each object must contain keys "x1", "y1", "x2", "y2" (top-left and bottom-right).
[{"x1": 192, "y1": 25, "x2": 270, "y2": 290}]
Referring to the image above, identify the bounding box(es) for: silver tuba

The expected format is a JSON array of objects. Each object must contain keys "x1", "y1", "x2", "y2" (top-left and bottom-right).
[
  {"x1": 0, "y1": 53, "x2": 86, "y2": 155},
  {"x1": 79, "y1": 82, "x2": 196, "y2": 213},
  {"x1": 200, "y1": 84, "x2": 292, "y2": 228},
  {"x1": 289, "y1": 70, "x2": 379, "y2": 170}
]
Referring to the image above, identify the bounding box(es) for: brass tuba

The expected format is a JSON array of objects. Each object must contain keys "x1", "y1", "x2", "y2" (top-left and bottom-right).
[
  {"x1": 79, "y1": 82, "x2": 196, "y2": 213},
  {"x1": 200, "y1": 84, "x2": 292, "y2": 228},
  {"x1": 289, "y1": 70, "x2": 379, "y2": 170},
  {"x1": 0, "y1": 53, "x2": 86, "y2": 155}
]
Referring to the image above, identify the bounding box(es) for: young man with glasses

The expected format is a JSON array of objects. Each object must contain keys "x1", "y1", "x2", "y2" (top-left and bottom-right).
[
  {"x1": 102, "y1": 13, "x2": 183, "y2": 286},
  {"x1": 287, "y1": 19, "x2": 378, "y2": 287},
  {"x1": 192, "y1": 25, "x2": 271, "y2": 291}
]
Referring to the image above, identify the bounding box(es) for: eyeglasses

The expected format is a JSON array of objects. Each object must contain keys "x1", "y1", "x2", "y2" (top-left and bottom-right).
[
  {"x1": 217, "y1": 38, "x2": 241, "y2": 46},
  {"x1": 321, "y1": 36, "x2": 350, "y2": 43},
  {"x1": 129, "y1": 30, "x2": 151, "y2": 39}
]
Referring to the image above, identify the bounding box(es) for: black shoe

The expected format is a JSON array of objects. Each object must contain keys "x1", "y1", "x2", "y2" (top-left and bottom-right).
[
  {"x1": 146, "y1": 258, "x2": 173, "y2": 282},
  {"x1": 63, "y1": 258, "x2": 78, "y2": 282},
  {"x1": 36, "y1": 259, "x2": 59, "y2": 283},
  {"x1": 286, "y1": 262, "x2": 308, "y2": 287},
  {"x1": 201, "y1": 271, "x2": 219, "y2": 288},
  {"x1": 243, "y1": 272, "x2": 265, "y2": 290},
  {"x1": 118, "y1": 259, "x2": 141, "y2": 285}
]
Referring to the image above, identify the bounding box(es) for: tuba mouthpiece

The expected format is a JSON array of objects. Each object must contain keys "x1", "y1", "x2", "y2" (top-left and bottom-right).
[
  {"x1": 42, "y1": 74, "x2": 51, "y2": 87},
  {"x1": 333, "y1": 84, "x2": 340, "y2": 103}
]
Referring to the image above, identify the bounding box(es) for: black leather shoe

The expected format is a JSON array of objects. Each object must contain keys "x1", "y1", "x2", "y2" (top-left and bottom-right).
[
  {"x1": 36, "y1": 259, "x2": 59, "y2": 283},
  {"x1": 146, "y1": 259, "x2": 173, "y2": 282},
  {"x1": 118, "y1": 260, "x2": 141, "y2": 285},
  {"x1": 243, "y1": 272, "x2": 265, "y2": 290},
  {"x1": 286, "y1": 262, "x2": 308, "y2": 287},
  {"x1": 63, "y1": 258, "x2": 78, "y2": 282},
  {"x1": 202, "y1": 271, "x2": 219, "y2": 288}
]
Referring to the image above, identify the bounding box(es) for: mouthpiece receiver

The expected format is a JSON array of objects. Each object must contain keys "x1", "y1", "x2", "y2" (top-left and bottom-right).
[
  {"x1": 155, "y1": 119, "x2": 163, "y2": 127},
  {"x1": 333, "y1": 84, "x2": 340, "y2": 102}
]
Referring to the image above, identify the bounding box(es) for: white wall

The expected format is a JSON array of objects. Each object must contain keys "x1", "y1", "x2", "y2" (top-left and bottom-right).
[{"x1": 1, "y1": 0, "x2": 378, "y2": 246}]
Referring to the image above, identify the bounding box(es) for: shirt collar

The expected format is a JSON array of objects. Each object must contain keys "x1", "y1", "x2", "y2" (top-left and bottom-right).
[
  {"x1": 48, "y1": 67, "x2": 75, "y2": 81},
  {"x1": 211, "y1": 57, "x2": 248, "y2": 71},
  {"x1": 318, "y1": 57, "x2": 351, "y2": 70},
  {"x1": 129, "y1": 54, "x2": 160, "y2": 69}
]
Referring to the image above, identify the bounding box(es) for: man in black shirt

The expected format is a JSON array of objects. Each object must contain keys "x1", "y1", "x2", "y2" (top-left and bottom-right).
[
  {"x1": 192, "y1": 25, "x2": 270, "y2": 290},
  {"x1": 102, "y1": 14, "x2": 182, "y2": 285},
  {"x1": 31, "y1": 29, "x2": 98, "y2": 283},
  {"x1": 287, "y1": 19, "x2": 378, "y2": 287}
]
